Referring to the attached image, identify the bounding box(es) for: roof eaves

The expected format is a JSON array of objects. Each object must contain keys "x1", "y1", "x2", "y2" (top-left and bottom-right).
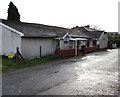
[
  {"x1": 99, "y1": 32, "x2": 104, "y2": 39},
  {"x1": 22, "y1": 34, "x2": 57, "y2": 38},
  {"x1": 63, "y1": 32, "x2": 69, "y2": 39},
  {"x1": 0, "y1": 22, "x2": 24, "y2": 36}
]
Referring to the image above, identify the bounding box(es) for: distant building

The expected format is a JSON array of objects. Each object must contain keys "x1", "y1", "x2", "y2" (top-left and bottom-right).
[
  {"x1": 107, "y1": 32, "x2": 118, "y2": 35},
  {"x1": 70, "y1": 26, "x2": 108, "y2": 53}
]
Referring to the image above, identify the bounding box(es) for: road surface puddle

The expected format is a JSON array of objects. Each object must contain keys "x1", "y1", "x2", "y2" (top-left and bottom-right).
[{"x1": 81, "y1": 55, "x2": 99, "y2": 61}]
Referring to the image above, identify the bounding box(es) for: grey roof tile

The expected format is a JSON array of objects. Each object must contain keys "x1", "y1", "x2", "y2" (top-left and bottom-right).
[
  {"x1": 1, "y1": 19, "x2": 69, "y2": 38},
  {"x1": 70, "y1": 26, "x2": 103, "y2": 39}
]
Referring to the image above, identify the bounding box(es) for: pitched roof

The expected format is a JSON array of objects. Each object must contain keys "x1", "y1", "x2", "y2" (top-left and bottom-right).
[
  {"x1": 70, "y1": 28, "x2": 90, "y2": 38},
  {"x1": 83, "y1": 27, "x2": 98, "y2": 31},
  {"x1": 70, "y1": 26, "x2": 103, "y2": 39},
  {"x1": 1, "y1": 19, "x2": 69, "y2": 38},
  {"x1": 0, "y1": 22, "x2": 24, "y2": 36}
]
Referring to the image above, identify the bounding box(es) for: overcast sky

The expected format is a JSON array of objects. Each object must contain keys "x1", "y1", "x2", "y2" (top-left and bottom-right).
[{"x1": 0, "y1": 0, "x2": 119, "y2": 32}]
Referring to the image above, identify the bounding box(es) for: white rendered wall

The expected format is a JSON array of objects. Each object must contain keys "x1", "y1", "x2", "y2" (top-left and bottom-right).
[
  {"x1": 99, "y1": 33, "x2": 108, "y2": 49},
  {"x1": 0, "y1": 25, "x2": 21, "y2": 56},
  {"x1": 21, "y1": 38, "x2": 57, "y2": 58}
]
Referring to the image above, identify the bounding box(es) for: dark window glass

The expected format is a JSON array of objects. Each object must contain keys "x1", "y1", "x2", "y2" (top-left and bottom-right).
[
  {"x1": 93, "y1": 40, "x2": 96, "y2": 46},
  {"x1": 87, "y1": 41, "x2": 89, "y2": 47},
  {"x1": 64, "y1": 41, "x2": 68, "y2": 44}
]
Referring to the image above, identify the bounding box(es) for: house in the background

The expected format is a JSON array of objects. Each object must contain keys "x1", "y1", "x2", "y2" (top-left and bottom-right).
[
  {"x1": 70, "y1": 25, "x2": 108, "y2": 53},
  {"x1": 55, "y1": 25, "x2": 108, "y2": 57},
  {"x1": 51, "y1": 28, "x2": 79, "y2": 58},
  {"x1": 107, "y1": 32, "x2": 118, "y2": 35},
  {"x1": 54, "y1": 32, "x2": 82, "y2": 58},
  {"x1": 0, "y1": 21, "x2": 23, "y2": 56},
  {"x1": 55, "y1": 32, "x2": 90, "y2": 58}
]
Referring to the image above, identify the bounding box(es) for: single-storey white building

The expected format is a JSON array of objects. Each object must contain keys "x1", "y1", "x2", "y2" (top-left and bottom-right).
[
  {"x1": 70, "y1": 26, "x2": 108, "y2": 53},
  {"x1": 0, "y1": 20, "x2": 23, "y2": 56}
]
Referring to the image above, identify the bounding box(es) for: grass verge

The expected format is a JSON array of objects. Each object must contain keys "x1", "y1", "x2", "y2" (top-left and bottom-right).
[{"x1": 2, "y1": 55, "x2": 58, "y2": 72}]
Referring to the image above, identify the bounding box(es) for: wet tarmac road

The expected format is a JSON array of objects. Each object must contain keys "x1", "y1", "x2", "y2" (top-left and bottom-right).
[{"x1": 2, "y1": 49, "x2": 119, "y2": 95}]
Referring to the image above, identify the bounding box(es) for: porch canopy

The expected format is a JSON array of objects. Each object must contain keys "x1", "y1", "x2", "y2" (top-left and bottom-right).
[{"x1": 69, "y1": 37, "x2": 88, "y2": 41}]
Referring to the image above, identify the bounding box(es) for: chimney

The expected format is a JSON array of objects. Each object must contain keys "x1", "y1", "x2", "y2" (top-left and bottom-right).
[
  {"x1": 75, "y1": 26, "x2": 79, "y2": 28},
  {"x1": 84, "y1": 25, "x2": 90, "y2": 28}
]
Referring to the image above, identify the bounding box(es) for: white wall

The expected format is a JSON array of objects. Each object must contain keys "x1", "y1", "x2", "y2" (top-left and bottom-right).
[
  {"x1": 79, "y1": 40, "x2": 86, "y2": 49},
  {"x1": 21, "y1": 38, "x2": 57, "y2": 58},
  {"x1": 0, "y1": 25, "x2": 21, "y2": 56},
  {"x1": 69, "y1": 40, "x2": 75, "y2": 49},
  {"x1": 99, "y1": 33, "x2": 108, "y2": 49},
  {"x1": 89, "y1": 40, "x2": 93, "y2": 47},
  {"x1": 0, "y1": 24, "x2": 2, "y2": 55},
  {"x1": 60, "y1": 36, "x2": 70, "y2": 50},
  {"x1": 97, "y1": 40, "x2": 99, "y2": 45}
]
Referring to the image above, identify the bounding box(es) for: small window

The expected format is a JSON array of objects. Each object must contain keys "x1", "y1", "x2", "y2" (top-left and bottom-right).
[{"x1": 64, "y1": 41, "x2": 68, "y2": 44}]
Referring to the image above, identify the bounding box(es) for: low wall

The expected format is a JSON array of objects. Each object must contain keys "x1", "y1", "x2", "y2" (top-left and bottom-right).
[
  {"x1": 57, "y1": 49, "x2": 79, "y2": 58},
  {"x1": 83, "y1": 46, "x2": 98, "y2": 53},
  {"x1": 57, "y1": 46, "x2": 98, "y2": 58}
]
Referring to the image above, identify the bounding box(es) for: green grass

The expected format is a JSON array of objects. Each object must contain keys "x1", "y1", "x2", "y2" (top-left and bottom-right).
[{"x1": 2, "y1": 55, "x2": 58, "y2": 72}]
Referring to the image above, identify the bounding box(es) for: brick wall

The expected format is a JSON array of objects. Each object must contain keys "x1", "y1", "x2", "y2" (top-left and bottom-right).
[
  {"x1": 57, "y1": 49, "x2": 79, "y2": 58},
  {"x1": 83, "y1": 46, "x2": 98, "y2": 53},
  {"x1": 57, "y1": 46, "x2": 98, "y2": 58}
]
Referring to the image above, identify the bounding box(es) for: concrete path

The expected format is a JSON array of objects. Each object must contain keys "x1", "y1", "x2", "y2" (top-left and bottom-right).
[{"x1": 2, "y1": 49, "x2": 119, "y2": 95}]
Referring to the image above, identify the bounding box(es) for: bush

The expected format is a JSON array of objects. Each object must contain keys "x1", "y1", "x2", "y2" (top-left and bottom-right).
[
  {"x1": 108, "y1": 35, "x2": 120, "y2": 47},
  {"x1": 111, "y1": 39, "x2": 120, "y2": 47}
]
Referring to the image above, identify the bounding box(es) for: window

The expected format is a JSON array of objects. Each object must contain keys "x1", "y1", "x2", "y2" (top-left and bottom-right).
[
  {"x1": 93, "y1": 40, "x2": 96, "y2": 46},
  {"x1": 64, "y1": 41, "x2": 68, "y2": 44}
]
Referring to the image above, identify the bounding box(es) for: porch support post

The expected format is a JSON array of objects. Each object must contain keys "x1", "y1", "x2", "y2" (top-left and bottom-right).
[{"x1": 75, "y1": 40, "x2": 77, "y2": 56}]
